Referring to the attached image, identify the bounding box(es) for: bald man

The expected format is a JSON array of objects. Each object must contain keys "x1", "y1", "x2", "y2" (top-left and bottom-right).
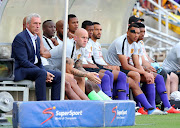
[
  {"x1": 54, "y1": 20, "x2": 67, "y2": 50},
  {"x1": 65, "y1": 28, "x2": 114, "y2": 98},
  {"x1": 23, "y1": 17, "x2": 27, "y2": 31},
  {"x1": 66, "y1": 28, "x2": 88, "y2": 61},
  {"x1": 56, "y1": 20, "x2": 64, "y2": 41}
]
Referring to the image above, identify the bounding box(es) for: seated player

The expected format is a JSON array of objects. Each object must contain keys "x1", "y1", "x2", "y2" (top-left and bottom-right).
[{"x1": 128, "y1": 22, "x2": 180, "y2": 113}]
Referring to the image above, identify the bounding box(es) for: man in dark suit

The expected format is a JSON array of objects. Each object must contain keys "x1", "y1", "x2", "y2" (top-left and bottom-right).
[{"x1": 11, "y1": 13, "x2": 61, "y2": 101}]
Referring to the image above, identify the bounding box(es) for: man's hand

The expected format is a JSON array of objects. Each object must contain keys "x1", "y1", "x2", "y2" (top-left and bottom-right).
[
  {"x1": 51, "y1": 38, "x2": 59, "y2": 46},
  {"x1": 46, "y1": 72, "x2": 55, "y2": 83},
  {"x1": 144, "y1": 72, "x2": 154, "y2": 84},
  {"x1": 86, "y1": 72, "x2": 101, "y2": 84},
  {"x1": 145, "y1": 66, "x2": 157, "y2": 73},
  {"x1": 68, "y1": 32, "x2": 75, "y2": 39},
  {"x1": 37, "y1": 30, "x2": 42, "y2": 38}
]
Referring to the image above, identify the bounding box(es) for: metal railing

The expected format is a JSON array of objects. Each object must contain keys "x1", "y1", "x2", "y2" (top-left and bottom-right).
[{"x1": 135, "y1": 0, "x2": 180, "y2": 58}]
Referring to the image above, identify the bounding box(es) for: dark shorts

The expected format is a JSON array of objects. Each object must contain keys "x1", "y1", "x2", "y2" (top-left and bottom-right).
[
  {"x1": 159, "y1": 68, "x2": 167, "y2": 82},
  {"x1": 119, "y1": 66, "x2": 130, "y2": 75},
  {"x1": 169, "y1": 71, "x2": 180, "y2": 75},
  {"x1": 96, "y1": 64, "x2": 112, "y2": 72},
  {"x1": 84, "y1": 68, "x2": 101, "y2": 73}
]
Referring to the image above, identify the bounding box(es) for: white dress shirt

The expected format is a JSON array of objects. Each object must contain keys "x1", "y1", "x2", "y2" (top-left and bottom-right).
[{"x1": 26, "y1": 28, "x2": 38, "y2": 64}]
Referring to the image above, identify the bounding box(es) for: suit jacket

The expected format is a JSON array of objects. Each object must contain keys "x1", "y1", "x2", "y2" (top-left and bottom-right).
[{"x1": 11, "y1": 29, "x2": 45, "y2": 81}]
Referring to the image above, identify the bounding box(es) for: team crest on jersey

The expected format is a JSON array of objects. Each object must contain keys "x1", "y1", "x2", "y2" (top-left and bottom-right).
[
  {"x1": 77, "y1": 54, "x2": 81, "y2": 59},
  {"x1": 140, "y1": 40, "x2": 144, "y2": 45},
  {"x1": 131, "y1": 49, "x2": 134, "y2": 54}
]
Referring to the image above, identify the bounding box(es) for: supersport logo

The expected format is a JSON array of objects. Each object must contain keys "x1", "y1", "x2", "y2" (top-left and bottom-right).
[
  {"x1": 41, "y1": 106, "x2": 56, "y2": 125},
  {"x1": 111, "y1": 106, "x2": 117, "y2": 123}
]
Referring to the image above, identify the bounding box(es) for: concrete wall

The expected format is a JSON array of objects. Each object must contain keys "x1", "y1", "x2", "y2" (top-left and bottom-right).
[{"x1": 0, "y1": 0, "x2": 136, "y2": 45}]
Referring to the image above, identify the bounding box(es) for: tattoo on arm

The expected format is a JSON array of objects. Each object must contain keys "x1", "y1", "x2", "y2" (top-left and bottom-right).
[
  {"x1": 66, "y1": 58, "x2": 87, "y2": 77},
  {"x1": 71, "y1": 68, "x2": 87, "y2": 77},
  {"x1": 66, "y1": 58, "x2": 73, "y2": 65},
  {"x1": 74, "y1": 59, "x2": 83, "y2": 68}
]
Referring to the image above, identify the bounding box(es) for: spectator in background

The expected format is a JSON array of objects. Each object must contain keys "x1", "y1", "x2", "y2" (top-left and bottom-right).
[
  {"x1": 139, "y1": 0, "x2": 154, "y2": 11},
  {"x1": 155, "y1": 0, "x2": 175, "y2": 12},
  {"x1": 174, "y1": 0, "x2": 180, "y2": 4}
]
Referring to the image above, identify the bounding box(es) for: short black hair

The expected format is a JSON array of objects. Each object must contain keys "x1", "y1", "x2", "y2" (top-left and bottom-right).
[
  {"x1": 42, "y1": 20, "x2": 52, "y2": 28},
  {"x1": 128, "y1": 23, "x2": 139, "y2": 30},
  {"x1": 68, "y1": 14, "x2": 77, "y2": 22},
  {"x1": 81, "y1": 20, "x2": 93, "y2": 29},
  {"x1": 135, "y1": 22, "x2": 145, "y2": 28},
  {"x1": 92, "y1": 22, "x2": 100, "y2": 25},
  {"x1": 128, "y1": 16, "x2": 144, "y2": 24}
]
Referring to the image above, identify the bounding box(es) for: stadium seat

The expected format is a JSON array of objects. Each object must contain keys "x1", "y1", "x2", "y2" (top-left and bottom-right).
[{"x1": 0, "y1": 80, "x2": 33, "y2": 101}]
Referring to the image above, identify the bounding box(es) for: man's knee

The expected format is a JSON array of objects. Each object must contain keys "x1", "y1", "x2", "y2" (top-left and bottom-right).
[
  {"x1": 55, "y1": 71, "x2": 61, "y2": 79},
  {"x1": 128, "y1": 71, "x2": 140, "y2": 81},
  {"x1": 37, "y1": 69, "x2": 47, "y2": 78},
  {"x1": 170, "y1": 72, "x2": 178, "y2": 80},
  {"x1": 117, "y1": 71, "x2": 127, "y2": 81},
  {"x1": 68, "y1": 78, "x2": 78, "y2": 86},
  {"x1": 65, "y1": 81, "x2": 71, "y2": 92}
]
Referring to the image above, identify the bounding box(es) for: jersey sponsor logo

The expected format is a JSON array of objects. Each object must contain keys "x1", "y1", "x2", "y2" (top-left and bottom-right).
[{"x1": 131, "y1": 49, "x2": 134, "y2": 54}]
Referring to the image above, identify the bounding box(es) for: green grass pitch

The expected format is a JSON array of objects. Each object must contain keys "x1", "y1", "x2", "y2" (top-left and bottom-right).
[{"x1": 1, "y1": 114, "x2": 180, "y2": 128}]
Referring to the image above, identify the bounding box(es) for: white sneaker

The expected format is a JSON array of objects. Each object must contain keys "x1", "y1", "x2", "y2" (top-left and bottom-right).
[
  {"x1": 148, "y1": 109, "x2": 167, "y2": 115},
  {"x1": 135, "y1": 112, "x2": 142, "y2": 116}
]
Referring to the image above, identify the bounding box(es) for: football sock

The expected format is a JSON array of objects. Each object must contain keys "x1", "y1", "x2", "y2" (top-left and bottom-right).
[
  {"x1": 126, "y1": 83, "x2": 129, "y2": 100},
  {"x1": 105, "y1": 70, "x2": 114, "y2": 94},
  {"x1": 88, "y1": 90, "x2": 103, "y2": 100},
  {"x1": 136, "y1": 82, "x2": 142, "y2": 107},
  {"x1": 116, "y1": 71, "x2": 127, "y2": 100},
  {"x1": 101, "y1": 74, "x2": 112, "y2": 98},
  {"x1": 97, "y1": 90, "x2": 112, "y2": 100},
  {"x1": 143, "y1": 83, "x2": 156, "y2": 108},
  {"x1": 135, "y1": 93, "x2": 153, "y2": 110},
  {"x1": 155, "y1": 74, "x2": 171, "y2": 108}
]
